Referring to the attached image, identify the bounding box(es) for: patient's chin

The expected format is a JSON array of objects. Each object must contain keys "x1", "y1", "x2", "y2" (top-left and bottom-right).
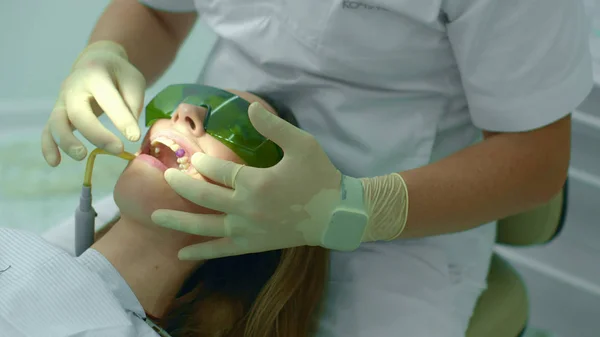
[{"x1": 113, "y1": 160, "x2": 217, "y2": 226}]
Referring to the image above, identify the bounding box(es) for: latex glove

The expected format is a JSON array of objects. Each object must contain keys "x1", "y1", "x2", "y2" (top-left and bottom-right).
[
  {"x1": 151, "y1": 102, "x2": 345, "y2": 260},
  {"x1": 152, "y1": 103, "x2": 410, "y2": 260},
  {"x1": 41, "y1": 40, "x2": 146, "y2": 166}
]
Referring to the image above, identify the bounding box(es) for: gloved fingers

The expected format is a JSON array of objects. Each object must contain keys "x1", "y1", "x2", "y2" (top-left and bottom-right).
[
  {"x1": 164, "y1": 168, "x2": 237, "y2": 214},
  {"x1": 248, "y1": 102, "x2": 312, "y2": 154},
  {"x1": 47, "y1": 104, "x2": 89, "y2": 162},
  {"x1": 115, "y1": 67, "x2": 146, "y2": 121},
  {"x1": 65, "y1": 85, "x2": 123, "y2": 155},
  {"x1": 86, "y1": 69, "x2": 141, "y2": 142},
  {"x1": 190, "y1": 152, "x2": 249, "y2": 189},
  {"x1": 178, "y1": 237, "x2": 274, "y2": 260},
  {"x1": 151, "y1": 210, "x2": 230, "y2": 237},
  {"x1": 41, "y1": 123, "x2": 62, "y2": 166}
]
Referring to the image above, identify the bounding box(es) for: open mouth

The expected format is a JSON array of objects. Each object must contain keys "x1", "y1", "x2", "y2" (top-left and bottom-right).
[{"x1": 140, "y1": 135, "x2": 194, "y2": 172}]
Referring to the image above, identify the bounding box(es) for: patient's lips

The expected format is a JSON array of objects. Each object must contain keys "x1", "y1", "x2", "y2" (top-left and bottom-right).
[{"x1": 136, "y1": 153, "x2": 169, "y2": 172}]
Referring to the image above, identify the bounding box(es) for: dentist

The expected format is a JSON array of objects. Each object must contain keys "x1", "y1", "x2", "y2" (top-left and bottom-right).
[{"x1": 41, "y1": 0, "x2": 592, "y2": 336}]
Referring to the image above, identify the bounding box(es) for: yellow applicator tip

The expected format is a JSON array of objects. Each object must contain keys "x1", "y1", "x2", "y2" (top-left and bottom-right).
[{"x1": 119, "y1": 151, "x2": 136, "y2": 161}]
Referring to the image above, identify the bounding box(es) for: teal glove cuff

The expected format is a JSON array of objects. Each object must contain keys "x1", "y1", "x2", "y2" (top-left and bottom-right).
[{"x1": 320, "y1": 175, "x2": 369, "y2": 251}]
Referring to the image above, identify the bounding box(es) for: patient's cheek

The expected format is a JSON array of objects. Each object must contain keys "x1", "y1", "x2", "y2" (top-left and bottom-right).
[{"x1": 114, "y1": 160, "x2": 225, "y2": 227}]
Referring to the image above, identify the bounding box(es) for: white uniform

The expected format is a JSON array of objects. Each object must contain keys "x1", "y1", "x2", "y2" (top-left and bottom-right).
[{"x1": 150, "y1": 0, "x2": 592, "y2": 336}]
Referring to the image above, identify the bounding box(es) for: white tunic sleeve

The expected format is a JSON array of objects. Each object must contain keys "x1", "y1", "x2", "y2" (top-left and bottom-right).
[{"x1": 445, "y1": 0, "x2": 593, "y2": 132}]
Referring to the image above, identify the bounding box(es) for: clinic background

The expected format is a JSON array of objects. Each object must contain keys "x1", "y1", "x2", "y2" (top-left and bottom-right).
[{"x1": 0, "y1": 1, "x2": 599, "y2": 336}]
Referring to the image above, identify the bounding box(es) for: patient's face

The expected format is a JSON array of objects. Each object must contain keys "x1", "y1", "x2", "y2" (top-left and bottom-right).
[{"x1": 114, "y1": 90, "x2": 276, "y2": 228}]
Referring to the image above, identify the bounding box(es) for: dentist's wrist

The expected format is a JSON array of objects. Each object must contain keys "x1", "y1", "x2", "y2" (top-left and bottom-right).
[
  {"x1": 72, "y1": 40, "x2": 129, "y2": 69},
  {"x1": 359, "y1": 173, "x2": 409, "y2": 242}
]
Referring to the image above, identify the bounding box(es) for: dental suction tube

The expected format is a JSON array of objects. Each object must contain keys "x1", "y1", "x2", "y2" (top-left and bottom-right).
[
  {"x1": 75, "y1": 185, "x2": 96, "y2": 256},
  {"x1": 74, "y1": 149, "x2": 135, "y2": 257}
]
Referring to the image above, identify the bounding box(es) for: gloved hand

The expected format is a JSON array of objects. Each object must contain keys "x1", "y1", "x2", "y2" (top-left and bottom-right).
[
  {"x1": 41, "y1": 40, "x2": 146, "y2": 166},
  {"x1": 152, "y1": 102, "x2": 343, "y2": 259},
  {"x1": 151, "y1": 102, "x2": 410, "y2": 260}
]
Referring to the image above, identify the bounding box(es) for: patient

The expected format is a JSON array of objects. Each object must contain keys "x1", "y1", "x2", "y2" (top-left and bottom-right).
[{"x1": 91, "y1": 90, "x2": 329, "y2": 337}]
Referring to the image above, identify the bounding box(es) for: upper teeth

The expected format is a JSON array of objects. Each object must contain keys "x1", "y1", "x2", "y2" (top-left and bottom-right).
[
  {"x1": 151, "y1": 136, "x2": 184, "y2": 155},
  {"x1": 151, "y1": 136, "x2": 176, "y2": 149}
]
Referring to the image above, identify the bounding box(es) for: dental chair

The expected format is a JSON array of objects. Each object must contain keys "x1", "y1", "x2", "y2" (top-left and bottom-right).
[{"x1": 466, "y1": 180, "x2": 569, "y2": 337}]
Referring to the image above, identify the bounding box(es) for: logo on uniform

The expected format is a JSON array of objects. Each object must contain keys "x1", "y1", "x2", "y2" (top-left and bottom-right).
[{"x1": 342, "y1": 1, "x2": 389, "y2": 11}]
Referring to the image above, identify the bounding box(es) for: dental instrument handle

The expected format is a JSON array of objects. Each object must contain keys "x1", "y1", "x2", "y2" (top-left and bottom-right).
[{"x1": 75, "y1": 185, "x2": 96, "y2": 257}]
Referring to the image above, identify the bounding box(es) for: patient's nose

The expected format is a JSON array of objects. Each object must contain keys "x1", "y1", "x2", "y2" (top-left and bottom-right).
[{"x1": 171, "y1": 103, "x2": 206, "y2": 137}]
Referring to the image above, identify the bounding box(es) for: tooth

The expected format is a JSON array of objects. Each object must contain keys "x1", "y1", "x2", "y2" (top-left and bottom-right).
[
  {"x1": 159, "y1": 137, "x2": 175, "y2": 146},
  {"x1": 179, "y1": 163, "x2": 190, "y2": 170},
  {"x1": 170, "y1": 144, "x2": 180, "y2": 151},
  {"x1": 177, "y1": 156, "x2": 189, "y2": 164},
  {"x1": 154, "y1": 147, "x2": 160, "y2": 154}
]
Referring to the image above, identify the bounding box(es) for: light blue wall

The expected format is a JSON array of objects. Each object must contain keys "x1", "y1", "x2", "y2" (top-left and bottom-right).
[
  {"x1": 0, "y1": 0, "x2": 215, "y2": 108},
  {"x1": 0, "y1": 1, "x2": 216, "y2": 234}
]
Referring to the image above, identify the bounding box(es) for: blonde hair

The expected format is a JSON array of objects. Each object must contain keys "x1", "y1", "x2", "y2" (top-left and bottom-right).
[{"x1": 96, "y1": 219, "x2": 329, "y2": 337}]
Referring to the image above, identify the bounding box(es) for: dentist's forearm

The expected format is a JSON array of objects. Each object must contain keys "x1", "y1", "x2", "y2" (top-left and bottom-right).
[
  {"x1": 88, "y1": 0, "x2": 198, "y2": 87},
  {"x1": 397, "y1": 115, "x2": 571, "y2": 238}
]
